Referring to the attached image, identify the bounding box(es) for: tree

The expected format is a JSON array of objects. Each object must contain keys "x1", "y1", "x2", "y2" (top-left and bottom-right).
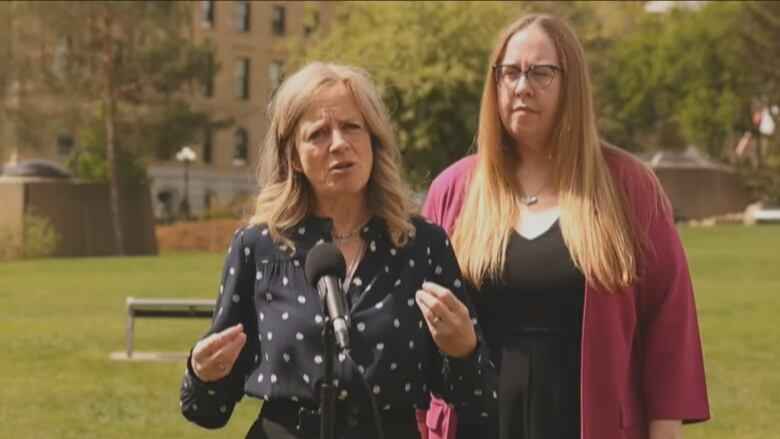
[
  {"x1": 285, "y1": 1, "x2": 516, "y2": 186},
  {"x1": 7, "y1": 1, "x2": 216, "y2": 254},
  {"x1": 741, "y1": 1, "x2": 780, "y2": 168},
  {"x1": 597, "y1": 2, "x2": 753, "y2": 157}
]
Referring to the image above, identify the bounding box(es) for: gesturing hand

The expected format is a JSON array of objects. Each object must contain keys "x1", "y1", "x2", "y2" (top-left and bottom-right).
[
  {"x1": 190, "y1": 323, "x2": 247, "y2": 383},
  {"x1": 415, "y1": 282, "x2": 477, "y2": 358}
]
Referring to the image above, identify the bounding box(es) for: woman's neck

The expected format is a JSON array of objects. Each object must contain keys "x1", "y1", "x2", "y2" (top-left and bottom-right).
[
  {"x1": 313, "y1": 193, "x2": 373, "y2": 236},
  {"x1": 515, "y1": 141, "x2": 552, "y2": 179},
  {"x1": 515, "y1": 138, "x2": 552, "y2": 168}
]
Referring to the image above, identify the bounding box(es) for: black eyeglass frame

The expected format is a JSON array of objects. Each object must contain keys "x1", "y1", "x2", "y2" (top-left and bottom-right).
[{"x1": 492, "y1": 64, "x2": 562, "y2": 90}]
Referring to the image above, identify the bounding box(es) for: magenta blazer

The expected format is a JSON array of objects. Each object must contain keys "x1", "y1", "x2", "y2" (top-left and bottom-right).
[{"x1": 422, "y1": 147, "x2": 710, "y2": 439}]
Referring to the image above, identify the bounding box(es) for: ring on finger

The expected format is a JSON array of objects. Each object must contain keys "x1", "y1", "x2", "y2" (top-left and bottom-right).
[
  {"x1": 218, "y1": 362, "x2": 225, "y2": 372},
  {"x1": 432, "y1": 315, "x2": 441, "y2": 326}
]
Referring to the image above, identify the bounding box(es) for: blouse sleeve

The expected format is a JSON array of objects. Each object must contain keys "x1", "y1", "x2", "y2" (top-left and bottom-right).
[
  {"x1": 633, "y1": 173, "x2": 710, "y2": 423},
  {"x1": 180, "y1": 227, "x2": 259, "y2": 429},
  {"x1": 424, "y1": 223, "x2": 498, "y2": 426}
]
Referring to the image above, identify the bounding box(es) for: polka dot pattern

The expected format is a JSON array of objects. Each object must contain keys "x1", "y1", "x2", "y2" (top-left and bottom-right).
[{"x1": 180, "y1": 219, "x2": 496, "y2": 427}]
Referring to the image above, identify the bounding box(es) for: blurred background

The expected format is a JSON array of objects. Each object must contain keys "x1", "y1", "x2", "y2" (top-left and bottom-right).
[{"x1": 0, "y1": 1, "x2": 778, "y2": 438}]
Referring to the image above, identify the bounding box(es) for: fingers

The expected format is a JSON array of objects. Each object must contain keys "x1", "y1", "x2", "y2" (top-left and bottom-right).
[
  {"x1": 415, "y1": 288, "x2": 456, "y2": 325},
  {"x1": 208, "y1": 329, "x2": 247, "y2": 368},
  {"x1": 416, "y1": 282, "x2": 478, "y2": 358},
  {"x1": 191, "y1": 324, "x2": 245, "y2": 382},
  {"x1": 196, "y1": 324, "x2": 244, "y2": 357},
  {"x1": 421, "y1": 282, "x2": 469, "y2": 317},
  {"x1": 415, "y1": 292, "x2": 441, "y2": 331}
]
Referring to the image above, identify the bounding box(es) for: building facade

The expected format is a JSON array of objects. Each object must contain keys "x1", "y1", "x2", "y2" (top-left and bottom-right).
[
  {"x1": 0, "y1": 1, "x2": 337, "y2": 220},
  {"x1": 152, "y1": 1, "x2": 336, "y2": 220}
]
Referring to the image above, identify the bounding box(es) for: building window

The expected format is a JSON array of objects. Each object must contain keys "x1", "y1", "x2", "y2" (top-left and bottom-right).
[
  {"x1": 201, "y1": 0, "x2": 215, "y2": 27},
  {"x1": 235, "y1": 57, "x2": 250, "y2": 100},
  {"x1": 53, "y1": 36, "x2": 72, "y2": 78},
  {"x1": 233, "y1": 128, "x2": 248, "y2": 166},
  {"x1": 202, "y1": 126, "x2": 213, "y2": 164},
  {"x1": 304, "y1": 10, "x2": 319, "y2": 37},
  {"x1": 272, "y1": 5, "x2": 285, "y2": 36},
  {"x1": 204, "y1": 190, "x2": 216, "y2": 210},
  {"x1": 235, "y1": 1, "x2": 250, "y2": 32},
  {"x1": 56, "y1": 136, "x2": 74, "y2": 156},
  {"x1": 203, "y1": 53, "x2": 215, "y2": 97},
  {"x1": 269, "y1": 61, "x2": 282, "y2": 96}
]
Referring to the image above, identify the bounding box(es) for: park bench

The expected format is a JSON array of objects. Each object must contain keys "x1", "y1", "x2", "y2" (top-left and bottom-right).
[{"x1": 125, "y1": 297, "x2": 214, "y2": 358}]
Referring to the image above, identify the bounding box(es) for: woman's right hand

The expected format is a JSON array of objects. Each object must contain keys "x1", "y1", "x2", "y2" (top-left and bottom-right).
[{"x1": 190, "y1": 323, "x2": 247, "y2": 383}]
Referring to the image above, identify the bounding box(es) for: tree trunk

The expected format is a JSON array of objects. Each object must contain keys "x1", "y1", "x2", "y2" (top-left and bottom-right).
[{"x1": 102, "y1": 8, "x2": 124, "y2": 255}]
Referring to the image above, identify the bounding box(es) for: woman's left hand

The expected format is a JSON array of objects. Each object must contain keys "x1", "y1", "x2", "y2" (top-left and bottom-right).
[{"x1": 415, "y1": 281, "x2": 477, "y2": 358}]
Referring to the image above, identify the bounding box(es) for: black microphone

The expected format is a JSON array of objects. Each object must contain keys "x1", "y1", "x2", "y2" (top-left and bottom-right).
[{"x1": 305, "y1": 243, "x2": 350, "y2": 351}]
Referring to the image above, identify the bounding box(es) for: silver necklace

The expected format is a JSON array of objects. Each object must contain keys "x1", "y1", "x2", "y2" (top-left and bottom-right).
[
  {"x1": 331, "y1": 221, "x2": 368, "y2": 245},
  {"x1": 519, "y1": 193, "x2": 540, "y2": 206},
  {"x1": 520, "y1": 185, "x2": 547, "y2": 206},
  {"x1": 519, "y1": 177, "x2": 550, "y2": 206},
  {"x1": 342, "y1": 239, "x2": 367, "y2": 291}
]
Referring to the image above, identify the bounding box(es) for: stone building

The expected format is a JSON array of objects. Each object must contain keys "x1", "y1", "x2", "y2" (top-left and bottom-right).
[{"x1": 0, "y1": 1, "x2": 337, "y2": 219}]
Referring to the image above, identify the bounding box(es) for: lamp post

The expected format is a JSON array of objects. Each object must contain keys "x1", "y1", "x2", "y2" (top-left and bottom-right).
[{"x1": 175, "y1": 146, "x2": 197, "y2": 221}]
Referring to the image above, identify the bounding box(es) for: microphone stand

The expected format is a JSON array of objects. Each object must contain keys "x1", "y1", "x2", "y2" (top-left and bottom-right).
[{"x1": 320, "y1": 317, "x2": 337, "y2": 439}]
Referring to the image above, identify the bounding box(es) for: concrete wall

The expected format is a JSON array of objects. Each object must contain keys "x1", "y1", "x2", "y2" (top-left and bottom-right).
[
  {"x1": 0, "y1": 182, "x2": 25, "y2": 256},
  {"x1": 0, "y1": 180, "x2": 157, "y2": 257},
  {"x1": 653, "y1": 167, "x2": 754, "y2": 220}
]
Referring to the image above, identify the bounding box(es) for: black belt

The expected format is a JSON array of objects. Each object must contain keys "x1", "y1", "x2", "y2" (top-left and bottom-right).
[{"x1": 258, "y1": 400, "x2": 416, "y2": 438}]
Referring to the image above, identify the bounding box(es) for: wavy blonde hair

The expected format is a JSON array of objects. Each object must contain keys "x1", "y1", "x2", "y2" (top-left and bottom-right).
[
  {"x1": 249, "y1": 62, "x2": 416, "y2": 249},
  {"x1": 452, "y1": 14, "x2": 641, "y2": 292}
]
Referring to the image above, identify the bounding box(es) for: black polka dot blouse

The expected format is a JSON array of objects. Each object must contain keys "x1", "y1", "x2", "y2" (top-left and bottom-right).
[{"x1": 180, "y1": 215, "x2": 497, "y2": 429}]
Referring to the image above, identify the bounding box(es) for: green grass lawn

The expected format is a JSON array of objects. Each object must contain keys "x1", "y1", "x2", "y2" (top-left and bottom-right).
[{"x1": 1, "y1": 226, "x2": 778, "y2": 438}]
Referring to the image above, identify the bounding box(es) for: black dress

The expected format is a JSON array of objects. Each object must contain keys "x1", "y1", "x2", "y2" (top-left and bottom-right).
[
  {"x1": 179, "y1": 216, "x2": 498, "y2": 438},
  {"x1": 477, "y1": 220, "x2": 585, "y2": 439}
]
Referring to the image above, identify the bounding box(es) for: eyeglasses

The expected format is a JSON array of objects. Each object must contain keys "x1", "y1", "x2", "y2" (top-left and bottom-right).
[{"x1": 492, "y1": 64, "x2": 561, "y2": 90}]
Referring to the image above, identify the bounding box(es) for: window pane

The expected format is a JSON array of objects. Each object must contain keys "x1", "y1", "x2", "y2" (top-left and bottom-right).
[
  {"x1": 57, "y1": 136, "x2": 74, "y2": 156},
  {"x1": 235, "y1": 58, "x2": 250, "y2": 100},
  {"x1": 202, "y1": 126, "x2": 212, "y2": 164},
  {"x1": 203, "y1": 53, "x2": 215, "y2": 97},
  {"x1": 233, "y1": 128, "x2": 248, "y2": 166},
  {"x1": 53, "y1": 36, "x2": 72, "y2": 78},
  {"x1": 269, "y1": 62, "x2": 282, "y2": 95},
  {"x1": 235, "y1": 1, "x2": 250, "y2": 32},
  {"x1": 201, "y1": 0, "x2": 214, "y2": 27},
  {"x1": 304, "y1": 10, "x2": 319, "y2": 37},
  {"x1": 272, "y1": 5, "x2": 285, "y2": 36}
]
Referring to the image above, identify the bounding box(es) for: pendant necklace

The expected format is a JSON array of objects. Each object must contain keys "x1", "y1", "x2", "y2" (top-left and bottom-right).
[
  {"x1": 331, "y1": 221, "x2": 368, "y2": 245},
  {"x1": 520, "y1": 182, "x2": 547, "y2": 206},
  {"x1": 519, "y1": 156, "x2": 552, "y2": 206},
  {"x1": 342, "y1": 239, "x2": 367, "y2": 292}
]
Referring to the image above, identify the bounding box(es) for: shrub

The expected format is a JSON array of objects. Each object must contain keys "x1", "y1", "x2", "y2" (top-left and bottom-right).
[{"x1": 0, "y1": 213, "x2": 60, "y2": 260}]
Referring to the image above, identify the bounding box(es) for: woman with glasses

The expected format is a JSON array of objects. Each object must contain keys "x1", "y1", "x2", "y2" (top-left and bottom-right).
[{"x1": 423, "y1": 14, "x2": 709, "y2": 439}]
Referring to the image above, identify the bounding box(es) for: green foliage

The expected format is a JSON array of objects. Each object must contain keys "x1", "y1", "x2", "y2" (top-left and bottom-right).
[
  {"x1": 0, "y1": 3, "x2": 13, "y2": 101},
  {"x1": 68, "y1": 148, "x2": 108, "y2": 182},
  {"x1": 285, "y1": 1, "x2": 516, "y2": 186},
  {"x1": 741, "y1": 1, "x2": 780, "y2": 106},
  {"x1": 0, "y1": 213, "x2": 59, "y2": 260},
  {"x1": 598, "y1": 2, "x2": 752, "y2": 156},
  {"x1": 21, "y1": 212, "x2": 60, "y2": 258},
  {"x1": 66, "y1": 115, "x2": 150, "y2": 185},
  {"x1": 736, "y1": 161, "x2": 780, "y2": 205},
  {"x1": 67, "y1": 147, "x2": 150, "y2": 186},
  {"x1": 285, "y1": 1, "x2": 769, "y2": 181},
  {"x1": 4, "y1": 1, "x2": 219, "y2": 163}
]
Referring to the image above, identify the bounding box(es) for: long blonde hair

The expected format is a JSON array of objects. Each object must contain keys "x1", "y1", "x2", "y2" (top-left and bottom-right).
[
  {"x1": 452, "y1": 14, "x2": 640, "y2": 292},
  {"x1": 249, "y1": 62, "x2": 416, "y2": 249}
]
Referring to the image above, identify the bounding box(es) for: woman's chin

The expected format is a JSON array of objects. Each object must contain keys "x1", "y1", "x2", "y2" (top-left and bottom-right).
[{"x1": 320, "y1": 182, "x2": 369, "y2": 199}]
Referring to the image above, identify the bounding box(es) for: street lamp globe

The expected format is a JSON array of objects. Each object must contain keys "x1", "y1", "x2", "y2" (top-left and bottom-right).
[{"x1": 176, "y1": 146, "x2": 198, "y2": 221}]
